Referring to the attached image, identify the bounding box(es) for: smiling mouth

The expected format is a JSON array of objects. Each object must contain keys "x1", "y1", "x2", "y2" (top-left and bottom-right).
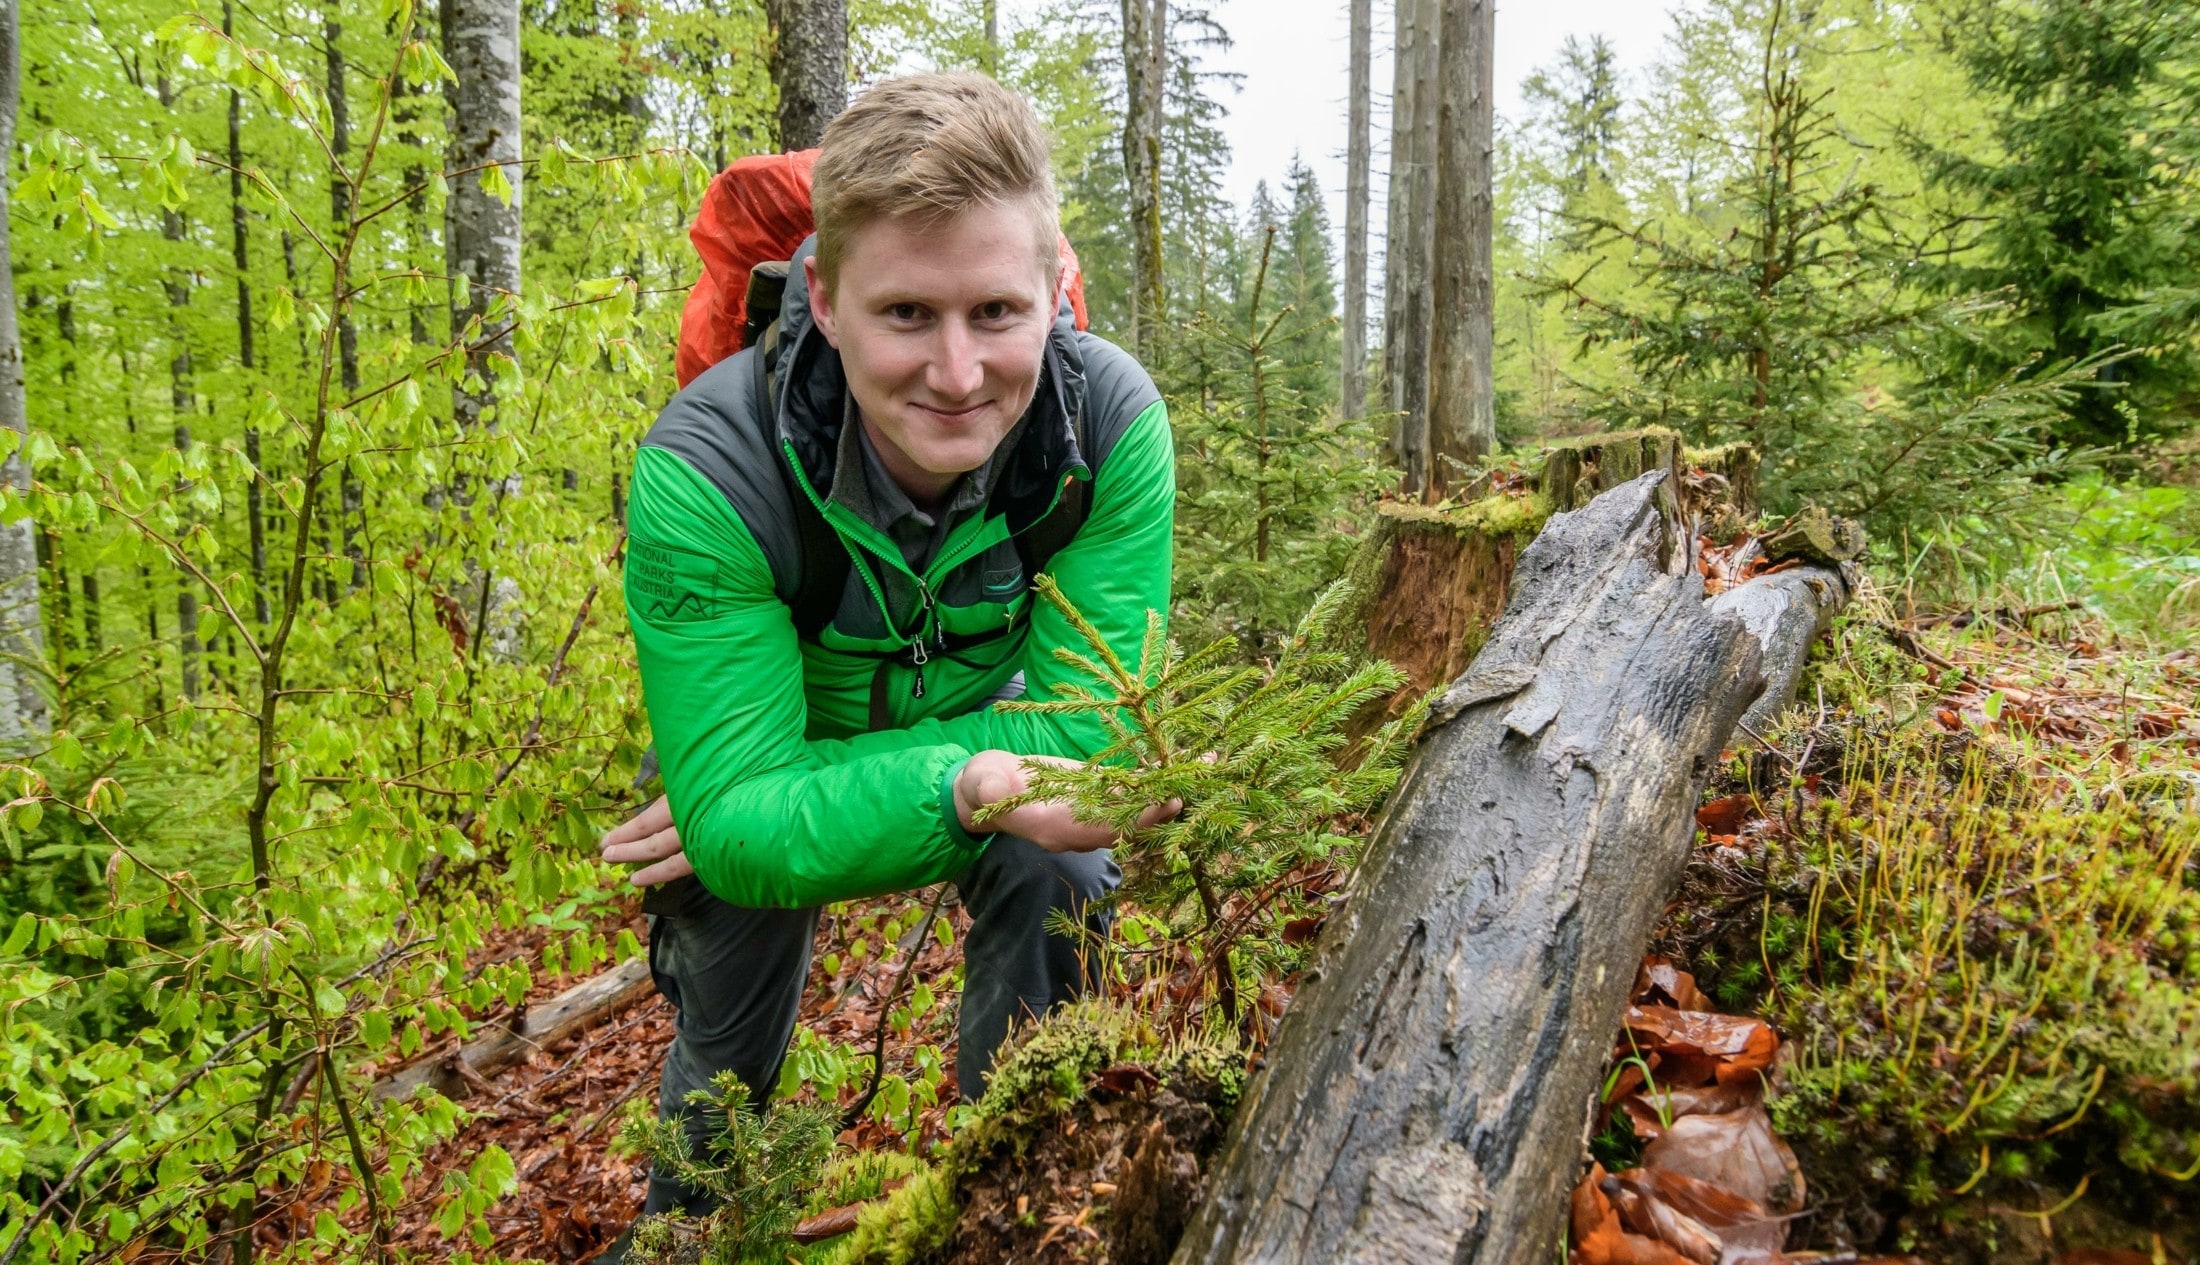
[{"x1": 916, "y1": 402, "x2": 989, "y2": 422}]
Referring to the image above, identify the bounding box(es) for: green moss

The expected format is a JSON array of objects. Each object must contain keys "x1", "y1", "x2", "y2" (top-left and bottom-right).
[
  {"x1": 815, "y1": 1000, "x2": 1244, "y2": 1265},
  {"x1": 951, "y1": 999, "x2": 1242, "y2": 1170},
  {"x1": 815, "y1": 1165, "x2": 957, "y2": 1265},
  {"x1": 1759, "y1": 727, "x2": 2200, "y2": 1204},
  {"x1": 1380, "y1": 488, "x2": 1553, "y2": 540}
]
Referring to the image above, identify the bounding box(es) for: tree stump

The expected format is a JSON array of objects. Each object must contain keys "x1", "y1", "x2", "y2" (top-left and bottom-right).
[{"x1": 1175, "y1": 472, "x2": 1769, "y2": 1265}]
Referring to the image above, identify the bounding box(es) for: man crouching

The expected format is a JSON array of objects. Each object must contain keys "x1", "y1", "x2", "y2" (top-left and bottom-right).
[{"x1": 601, "y1": 71, "x2": 1177, "y2": 1238}]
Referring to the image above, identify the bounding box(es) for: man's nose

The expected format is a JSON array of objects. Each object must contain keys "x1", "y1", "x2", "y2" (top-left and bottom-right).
[{"x1": 926, "y1": 321, "x2": 985, "y2": 400}]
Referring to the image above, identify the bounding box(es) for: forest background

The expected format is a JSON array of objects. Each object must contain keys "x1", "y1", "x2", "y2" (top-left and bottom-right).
[{"x1": 1, "y1": 0, "x2": 2197, "y2": 1259}]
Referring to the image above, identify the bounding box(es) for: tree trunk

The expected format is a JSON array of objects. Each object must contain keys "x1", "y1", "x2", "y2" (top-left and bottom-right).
[
  {"x1": 229, "y1": 1, "x2": 269, "y2": 628},
  {"x1": 0, "y1": 0, "x2": 46, "y2": 746},
  {"x1": 1341, "y1": 0, "x2": 1371, "y2": 423},
  {"x1": 1424, "y1": 0, "x2": 1495, "y2": 495},
  {"x1": 1175, "y1": 472, "x2": 1769, "y2": 1265},
  {"x1": 325, "y1": 15, "x2": 365, "y2": 592},
  {"x1": 1383, "y1": 0, "x2": 1438, "y2": 493},
  {"x1": 984, "y1": 0, "x2": 1000, "y2": 73},
  {"x1": 445, "y1": 0, "x2": 523, "y2": 436},
  {"x1": 1120, "y1": 0, "x2": 1168, "y2": 362},
  {"x1": 766, "y1": 0, "x2": 846, "y2": 151},
  {"x1": 157, "y1": 68, "x2": 201, "y2": 702}
]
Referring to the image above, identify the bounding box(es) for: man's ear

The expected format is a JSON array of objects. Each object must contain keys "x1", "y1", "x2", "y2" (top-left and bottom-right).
[{"x1": 804, "y1": 254, "x2": 840, "y2": 349}]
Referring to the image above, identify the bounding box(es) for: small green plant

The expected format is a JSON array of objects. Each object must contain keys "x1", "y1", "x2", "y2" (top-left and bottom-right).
[
  {"x1": 983, "y1": 577, "x2": 1426, "y2": 1026},
  {"x1": 623, "y1": 1074, "x2": 839, "y2": 1264}
]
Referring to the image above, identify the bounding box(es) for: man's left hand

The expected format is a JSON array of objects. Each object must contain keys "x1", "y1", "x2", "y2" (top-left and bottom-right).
[{"x1": 601, "y1": 796, "x2": 693, "y2": 887}]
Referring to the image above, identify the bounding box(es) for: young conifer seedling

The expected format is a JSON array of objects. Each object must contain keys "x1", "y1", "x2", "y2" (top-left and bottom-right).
[
  {"x1": 982, "y1": 576, "x2": 1428, "y2": 1027},
  {"x1": 621, "y1": 1073, "x2": 837, "y2": 1263}
]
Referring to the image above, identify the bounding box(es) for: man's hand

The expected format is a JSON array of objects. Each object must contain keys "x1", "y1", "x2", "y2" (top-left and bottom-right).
[
  {"x1": 953, "y1": 750, "x2": 1180, "y2": 853},
  {"x1": 601, "y1": 796, "x2": 694, "y2": 887}
]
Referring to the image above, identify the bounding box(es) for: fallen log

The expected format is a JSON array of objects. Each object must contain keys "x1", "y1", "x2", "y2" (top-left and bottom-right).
[
  {"x1": 373, "y1": 955, "x2": 654, "y2": 1102},
  {"x1": 1710, "y1": 562, "x2": 1849, "y2": 740},
  {"x1": 1175, "y1": 471, "x2": 1770, "y2": 1265}
]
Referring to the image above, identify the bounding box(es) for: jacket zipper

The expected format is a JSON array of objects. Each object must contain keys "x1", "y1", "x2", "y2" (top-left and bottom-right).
[{"x1": 783, "y1": 442, "x2": 1091, "y2": 707}]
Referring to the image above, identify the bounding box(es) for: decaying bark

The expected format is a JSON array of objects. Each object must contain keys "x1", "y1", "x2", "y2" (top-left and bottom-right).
[
  {"x1": 374, "y1": 957, "x2": 653, "y2": 1101},
  {"x1": 1710, "y1": 562, "x2": 1848, "y2": 740},
  {"x1": 1176, "y1": 472, "x2": 1768, "y2": 1265}
]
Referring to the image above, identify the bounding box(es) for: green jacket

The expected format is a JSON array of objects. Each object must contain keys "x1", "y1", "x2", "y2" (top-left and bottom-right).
[{"x1": 626, "y1": 241, "x2": 1173, "y2": 909}]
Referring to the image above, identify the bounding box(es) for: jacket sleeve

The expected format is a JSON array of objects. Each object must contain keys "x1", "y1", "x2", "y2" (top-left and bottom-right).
[
  {"x1": 626, "y1": 445, "x2": 992, "y2": 908},
  {"x1": 806, "y1": 397, "x2": 1176, "y2": 766}
]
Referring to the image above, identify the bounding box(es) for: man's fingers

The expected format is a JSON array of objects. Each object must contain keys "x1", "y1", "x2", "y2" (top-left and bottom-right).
[
  {"x1": 629, "y1": 851, "x2": 696, "y2": 888},
  {"x1": 1137, "y1": 797, "x2": 1184, "y2": 829},
  {"x1": 601, "y1": 826, "x2": 682, "y2": 864},
  {"x1": 602, "y1": 796, "x2": 674, "y2": 850}
]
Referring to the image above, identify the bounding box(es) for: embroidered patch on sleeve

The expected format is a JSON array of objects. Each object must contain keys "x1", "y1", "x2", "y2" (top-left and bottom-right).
[{"x1": 628, "y1": 539, "x2": 725, "y2": 623}]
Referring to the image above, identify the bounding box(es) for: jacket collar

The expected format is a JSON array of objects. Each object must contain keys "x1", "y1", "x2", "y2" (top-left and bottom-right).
[{"x1": 770, "y1": 235, "x2": 1090, "y2": 534}]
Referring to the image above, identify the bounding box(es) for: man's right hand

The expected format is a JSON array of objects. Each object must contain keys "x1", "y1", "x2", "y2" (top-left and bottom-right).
[
  {"x1": 600, "y1": 796, "x2": 694, "y2": 887},
  {"x1": 953, "y1": 750, "x2": 1179, "y2": 853}
]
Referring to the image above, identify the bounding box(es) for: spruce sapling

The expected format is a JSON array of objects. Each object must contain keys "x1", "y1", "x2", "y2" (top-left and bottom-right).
[
  {"x1": 620, "y1": 1074, "x2": 837, "y2": 1263},
  {"x1": 981, "y1": 576, "x2": 1427, "y2": 1026}
]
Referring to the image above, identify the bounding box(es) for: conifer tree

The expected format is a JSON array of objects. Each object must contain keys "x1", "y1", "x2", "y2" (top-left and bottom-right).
[{"x1": 1917, "y1": 0, "x2": 2200, "y2": 448}]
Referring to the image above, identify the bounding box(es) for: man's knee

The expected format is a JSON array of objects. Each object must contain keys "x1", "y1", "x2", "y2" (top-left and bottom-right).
[{"x1": 969, "y1": 835, "x2": 1120, "y2": 914}]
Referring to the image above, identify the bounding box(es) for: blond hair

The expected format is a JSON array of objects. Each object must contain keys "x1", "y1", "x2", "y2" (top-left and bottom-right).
[{"x1": 810, "y1": 72, "x2": 1060, "y2": 291}]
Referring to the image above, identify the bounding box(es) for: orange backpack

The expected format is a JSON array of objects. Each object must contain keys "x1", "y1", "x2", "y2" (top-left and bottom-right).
[{"x1": 675, "y1": 149, "x2": 1091, "y2": 388}]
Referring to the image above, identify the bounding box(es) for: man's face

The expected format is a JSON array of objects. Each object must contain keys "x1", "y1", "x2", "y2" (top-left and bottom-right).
[{"x1": 807, "y1": 202, "x2": 1055, "y2": 501}]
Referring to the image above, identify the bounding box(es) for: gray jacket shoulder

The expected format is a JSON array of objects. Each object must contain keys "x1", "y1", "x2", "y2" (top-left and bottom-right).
[
  {"x1": 1073, "y1": 332, "x2": 1163, "y2": 472},
  {"x1": 639, "y1": 349, "x2": 804, "y2": 594}
]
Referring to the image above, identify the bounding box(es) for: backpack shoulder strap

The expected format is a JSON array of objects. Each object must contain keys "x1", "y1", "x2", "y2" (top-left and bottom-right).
[
  {"x1": 1014, "y1": 403, "x2": 1092, "y2": 582},
  {"x1": 750, "y1": 317, "x2": 850, "y2": 640}
]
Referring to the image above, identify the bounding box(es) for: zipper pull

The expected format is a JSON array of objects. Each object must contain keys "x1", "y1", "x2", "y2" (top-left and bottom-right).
[{"x1": 910, "y1": 633, "x2": 929, "y2": 699}]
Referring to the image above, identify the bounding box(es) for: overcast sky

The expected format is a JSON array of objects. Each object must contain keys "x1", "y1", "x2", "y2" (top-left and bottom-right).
[{"x1": 1007, "y1": 0, "x2": 1693, "y2": 229}]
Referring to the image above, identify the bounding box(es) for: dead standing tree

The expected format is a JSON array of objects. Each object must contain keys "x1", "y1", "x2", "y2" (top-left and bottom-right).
[
  {"x1": 1387, "y1": 0, "x2": 1495, "y2": 498},
  {"x1": 1383, "y1": 0, "x2": 1437, "y2": 492},
  {"x1": 1175, "y1": 471, "x2": 1842, "y2": 1264},
  {"x1": 1121, "y1": 0, "x2": 1168, "y2": 363},
  {"x1": 1425, "y1": 0, "x2": 1495, "y2": 495},
  {"x1": 1341, "y1": 0, "x2": 1372, "y2": 424}
]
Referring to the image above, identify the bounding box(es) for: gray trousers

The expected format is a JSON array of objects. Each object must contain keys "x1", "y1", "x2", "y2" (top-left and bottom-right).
[{"x1": 639, "y1": 836, "x2": 1119, "y2": 1215}]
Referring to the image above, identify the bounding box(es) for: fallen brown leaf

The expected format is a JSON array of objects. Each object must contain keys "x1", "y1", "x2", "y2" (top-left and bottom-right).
[
  {"x1": 1693, "y1": 794, "x2": 1758, "y2": 837},
  {"x1": 1641, "y1": 1104, "x2": 1805, "y2": 1214}
]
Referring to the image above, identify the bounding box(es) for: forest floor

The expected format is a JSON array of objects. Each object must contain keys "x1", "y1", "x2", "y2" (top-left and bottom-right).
[{"x1": 287, "y1": 587, "x2": 2197, "y2": 1264}]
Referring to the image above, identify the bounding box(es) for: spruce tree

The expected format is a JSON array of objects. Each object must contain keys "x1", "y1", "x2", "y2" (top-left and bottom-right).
[{"x1": 1918, "y1": 0, "x2": 2200, "y2": 448}]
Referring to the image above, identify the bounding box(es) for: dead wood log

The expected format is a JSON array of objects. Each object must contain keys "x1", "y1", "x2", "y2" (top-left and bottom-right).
[
  {"x1": 373, "y1": 955, "x2": 654, "y2": 1102},
  {"x1": 1711, "y1": 561, "x2": 1851, "y2": 740},
  {"x1": 1175, "y1": 472, "x2": 1768, "y2": 1265}
]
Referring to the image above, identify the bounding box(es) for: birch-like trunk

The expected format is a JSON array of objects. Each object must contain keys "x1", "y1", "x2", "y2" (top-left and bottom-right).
[
  {"x1": 1383, "y1": 0, "x2": 1438, "y2": 494},
  {"x1": 445, "y1": 0, "x2": 522, "y2": 435},
  {"x1": 1120, "y1": 0, "x2": 1168, "y2": 363},
  {"x1": 1425, "y1": 0, "x2": 1495, "y2": 494},
  {"x1": 766, "y1": 0, "x2": 846, "y2": 151},
  {"x1": 1341, "y1": 0, "x2": 1372, "y2": 423},
  {"x1": 0, "y1": 0, "x2": 47, "y2": 746}
]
